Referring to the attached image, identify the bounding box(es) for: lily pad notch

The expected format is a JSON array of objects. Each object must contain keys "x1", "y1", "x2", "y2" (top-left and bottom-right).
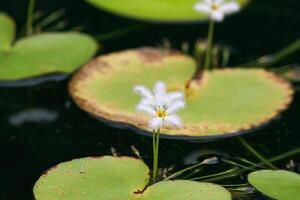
[
  {"x1": 86, "y1": 0, "x2": 250, "y2": 22},
  {"x1": 34, "y1": 156, "x2": 231, "y2": 200},
  {"x1": 69, "y1": 47, "x2": 293, "y2": 140},
  {"x1": 0, "y1": 13, "x2": 98, "y2": 87}
]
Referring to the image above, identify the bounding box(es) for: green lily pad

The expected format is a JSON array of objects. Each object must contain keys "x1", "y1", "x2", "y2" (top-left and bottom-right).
[
  {"x1": 69, "y1": 47, "x2": 293, "y2": 139},
  {"x1": 248, "y1": 170, "x2": 300, "y2": 200},
  {"x1": 86, "y1": 0, "x2": 249, "y2": 22},
  {"x1": 0, "y1": 13, "x2": 15, "y2": 51},
  {"x1": 34, "y1": 156, "x2": 231, "y2": 200},
  {"x1": 0, "y1": 13, "x2": 98, "y2": 85}
]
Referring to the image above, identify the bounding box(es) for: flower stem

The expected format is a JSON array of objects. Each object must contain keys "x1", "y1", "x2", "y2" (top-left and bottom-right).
[
  {"x1": 26, "y1": 0, "x2": 36, "y2": 35},
  {"x1": 152, "y1": 129, "x2": 160, "y2": 183},
  {"x1": 204, "y1": 19, "x2": 215, "y2": 70},
  {"x1": 238, "y1": 137, "x2": 278, "y2": 169}
]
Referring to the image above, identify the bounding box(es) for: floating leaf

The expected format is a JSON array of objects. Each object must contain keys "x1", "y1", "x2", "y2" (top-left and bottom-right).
[
  {"x1": 69, "y1": 47, "x2": 293, "y2": 140},
  {"x1": 0, "y1": 13, "x2": 98, "y2": 86},
  {"x1": 86, "y1": 0, "x2": 249, "y2": 22},
  {"x1": 34, "y1": 156, "x2": 231, "y2": 200},
  {"x1": 248, "y1": 170, "x2": 300, "y2": 200},
  {"x1": 0, "y1": 13, "x2": 15, "y2": 51}
]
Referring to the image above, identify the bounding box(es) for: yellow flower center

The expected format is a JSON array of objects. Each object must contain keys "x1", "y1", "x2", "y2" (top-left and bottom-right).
[
  {"x1": 212, "y1": 3, "x2": 220, "y2": 11},
  {"x1": 156, "y1": 109, "x2": 167, "y2": 118}
]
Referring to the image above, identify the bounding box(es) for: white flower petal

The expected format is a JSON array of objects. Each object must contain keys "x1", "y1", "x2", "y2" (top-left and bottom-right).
[
  {"x1": 167, "y1": 92, "x2": 185, "y2": 102},
  {"x1": 214, "y1": 0, "x2": 224, "y2": 5},
  {"x1": 220, "y1": 2, "x2": 240, "y2": 14},
  {"x1": 166, "y1": 100, "x2": 186, "y2": 114},
  {"x1": 165, "y1": 115, "x2": 182, "y2": 128},
  {"x1": 204, "y1": 0, "x2": 213, "y2": 5},
  {"x1": 149, "y1": 117, "x2": 164, "y2": 129},
  {"x1": 139, "y1": 98, "x2": 156, "y2": 107},
  {"x1": 154, "y1": 81, "x2": 166, "y2": 95},
  {"x1": 134, "y1": 85, "x2": 153, "y2": 99},
  {"x1": 137, "y1": 104, "x2": 156, "y2": 116},
  {"x1": 211, "y1": 11, "x2": 225, "y2": 22},
  {"x1": 154, "y1": 93, "x2": 166, "y2": 107},
  {"x1": 194, "y1": 3, "x2": 211, "y2": 13}
]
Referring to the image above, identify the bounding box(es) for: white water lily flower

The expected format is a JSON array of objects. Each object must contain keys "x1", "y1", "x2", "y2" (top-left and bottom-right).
[
  {"x1": 194, "y1": 0, "x2": 240, "y2": 22},
  {"x1": 134, "y1": 81, "x2": 186, "y2": 130}
]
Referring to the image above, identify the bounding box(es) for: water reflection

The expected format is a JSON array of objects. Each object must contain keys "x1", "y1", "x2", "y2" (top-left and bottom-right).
[{"x1": 8, "y1": 108, "x2": 59, "y2": 126}]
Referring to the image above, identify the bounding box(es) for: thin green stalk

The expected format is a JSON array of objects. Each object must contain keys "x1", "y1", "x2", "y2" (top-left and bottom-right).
[
  {"x1": 269, "y1": 146, "x2": 300, "y2": 163},
  {"x1": 152, "y1": 129, "x2": 156, "y2": 166},
  {"x1": 222, "y1": 159, "x2": 257, "y2": 171},
  {"x1": 204, "y1": 19, "x2": 215, "y2": 70},
  {"x1": 220, "y1": 183, "x2": 249, "y2": 187},
  {"x1": 189, "y1": 167, "x2": 239, "y2": 181},
  {"x1": 221, "y1": 47, "x2": 231, "y2": 67},
  {"x1": 181, "y1": 168, "x2": 203, "y2": 179},
  {"x1": 96, "y1": 25, "x2": 147, "y2": 41},
  {"x1": 152, "y1": 129, "x2": 160, "y2": 183},
  {"x1": 237, "y1": 157, "x2": 265, "y2": 169},
  {"x1": 238, "y1": 137, "x2": 278, "y2": 169},
  {"x1": 152, "y1": 129, "x2": 156, "y2": 182},
  {"x1": 36, "y1": 9, "x2": 65, "y2": 29},
  {"x1": 155, "y1": 128, "x2": 160, "y2": 176},
  {"x1": 164, "y1": 161, "x2": 206, "y2": 181},
  {"x1": 199, "y1": 146, "x2": 300, "y2": 182},
  {"x1": 26, "y1": 0, "x2": 36, "y2": 35},
  {"x1": 203, "y1": 172, "x2": 241, "y2": 182},
  {"x1": 239, "y1": 38, "x2": 300, "y2": 68},
  {"x1": 227, "y1": 187, "x2": 252, "y2": 192},
  {"x1": 268, "y1": 38, "x2": 300, "y2": 66}
]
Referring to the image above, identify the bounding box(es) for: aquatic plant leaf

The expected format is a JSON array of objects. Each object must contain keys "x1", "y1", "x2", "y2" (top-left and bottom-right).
[
  {"x1": 86, "y1": 0, "x2": 249, "y2": 22},
  {"x1": 34, "y1": 156, "x2": 231, "y2": 200},
  {"x1": 69, "y1": 47, "x2": 293, "y2": 139},
  {"x1": 142, "y1": 181, "x2": 231, "y2": 200},
  {"x1": 0, "y1": 12, "x2": 15, "y2": 50},
  {"x1": 248, "y1": 170, "x2": 300, "y2": 200},
  {"x1": 0, "y1": 13, "x2": 98, "y2": 83}
]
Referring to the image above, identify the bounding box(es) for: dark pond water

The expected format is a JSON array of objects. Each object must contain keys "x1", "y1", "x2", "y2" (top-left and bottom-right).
[{"x1": 0, "y1": 0, "x2": 300, "y2": 199}]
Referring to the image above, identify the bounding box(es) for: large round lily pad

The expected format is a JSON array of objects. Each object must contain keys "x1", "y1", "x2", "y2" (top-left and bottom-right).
[
  {"x1": 0, "y1": 13, "x2": 98, "y2": 86},
  {"x1": 34, "y1": 156, "x2": 231, "y2": 200},
  {"x1": 69, "y1": 47, "x2": 293, "y2": 139},
  {"x1": 86, "y1": 0, "x2": 249, "y2": 22},
  {"x1": 248, "y1": 170, "x2": 300, "y2": 200}
]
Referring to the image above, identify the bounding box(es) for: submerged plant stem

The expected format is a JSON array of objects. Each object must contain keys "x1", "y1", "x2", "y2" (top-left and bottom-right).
[
  {"x1": 198, "y1": 146, "x2": 300, "y2": 182},
  {"x1": 238, "y1": 137, "x2": 278, "y2": 169},
  {"x1": 164, "y1": 161, "x2": 206, "y2": 181},
  {"x1": 269, "y1": 146, "x2": 300, "y2": 163},
  {"x1": 204, "y1": 20, "x2": 215, "y2": 70},
  {"x1": 26, "y1": 0, "x2": 36, "y2": 35},
  {"x1": 222, "y1": 158, "x2": 257, "y2": 171},
  {"x1": 237, "y1": 157, "x2": 265, "y2": 169},
  {"x1": 152, "y1": 129, "x2": 160, "y2": 183},
  {"x1": 36, "y1": 9, "x2": 65, "y2": 29},
  {"x1": 96, "y1": 25, "x2": 147, "y2": 41},
  {"x1": 189, "y1": 168, "x2": 239, "y2": 181},
  {"x1": 239, "y1": 37, "x2": 300, "y2": 68}
]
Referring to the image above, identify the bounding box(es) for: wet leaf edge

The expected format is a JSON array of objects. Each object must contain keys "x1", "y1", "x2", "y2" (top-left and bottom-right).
[
  {"x1": 33, "y1": 156, "x2": 150, "y2": 199},
  {"x1": 0, "y1": 13, "x2": 99, "y2": 86},
  {"x1": 0, "y1": 12, "x2": 16, "y2": 49},
  {"x1": 86, "y1": 0, "x2": 251, "y2": 23},
  {"x1": 248, "y1": 170, "x2": 300, "y2": 200},
  {"x1": 69, "y1": 47, "x2": 294, "y2": 140},
  {"x1": 33, "y1": 156, "x2": 231, "y2": 200}
]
